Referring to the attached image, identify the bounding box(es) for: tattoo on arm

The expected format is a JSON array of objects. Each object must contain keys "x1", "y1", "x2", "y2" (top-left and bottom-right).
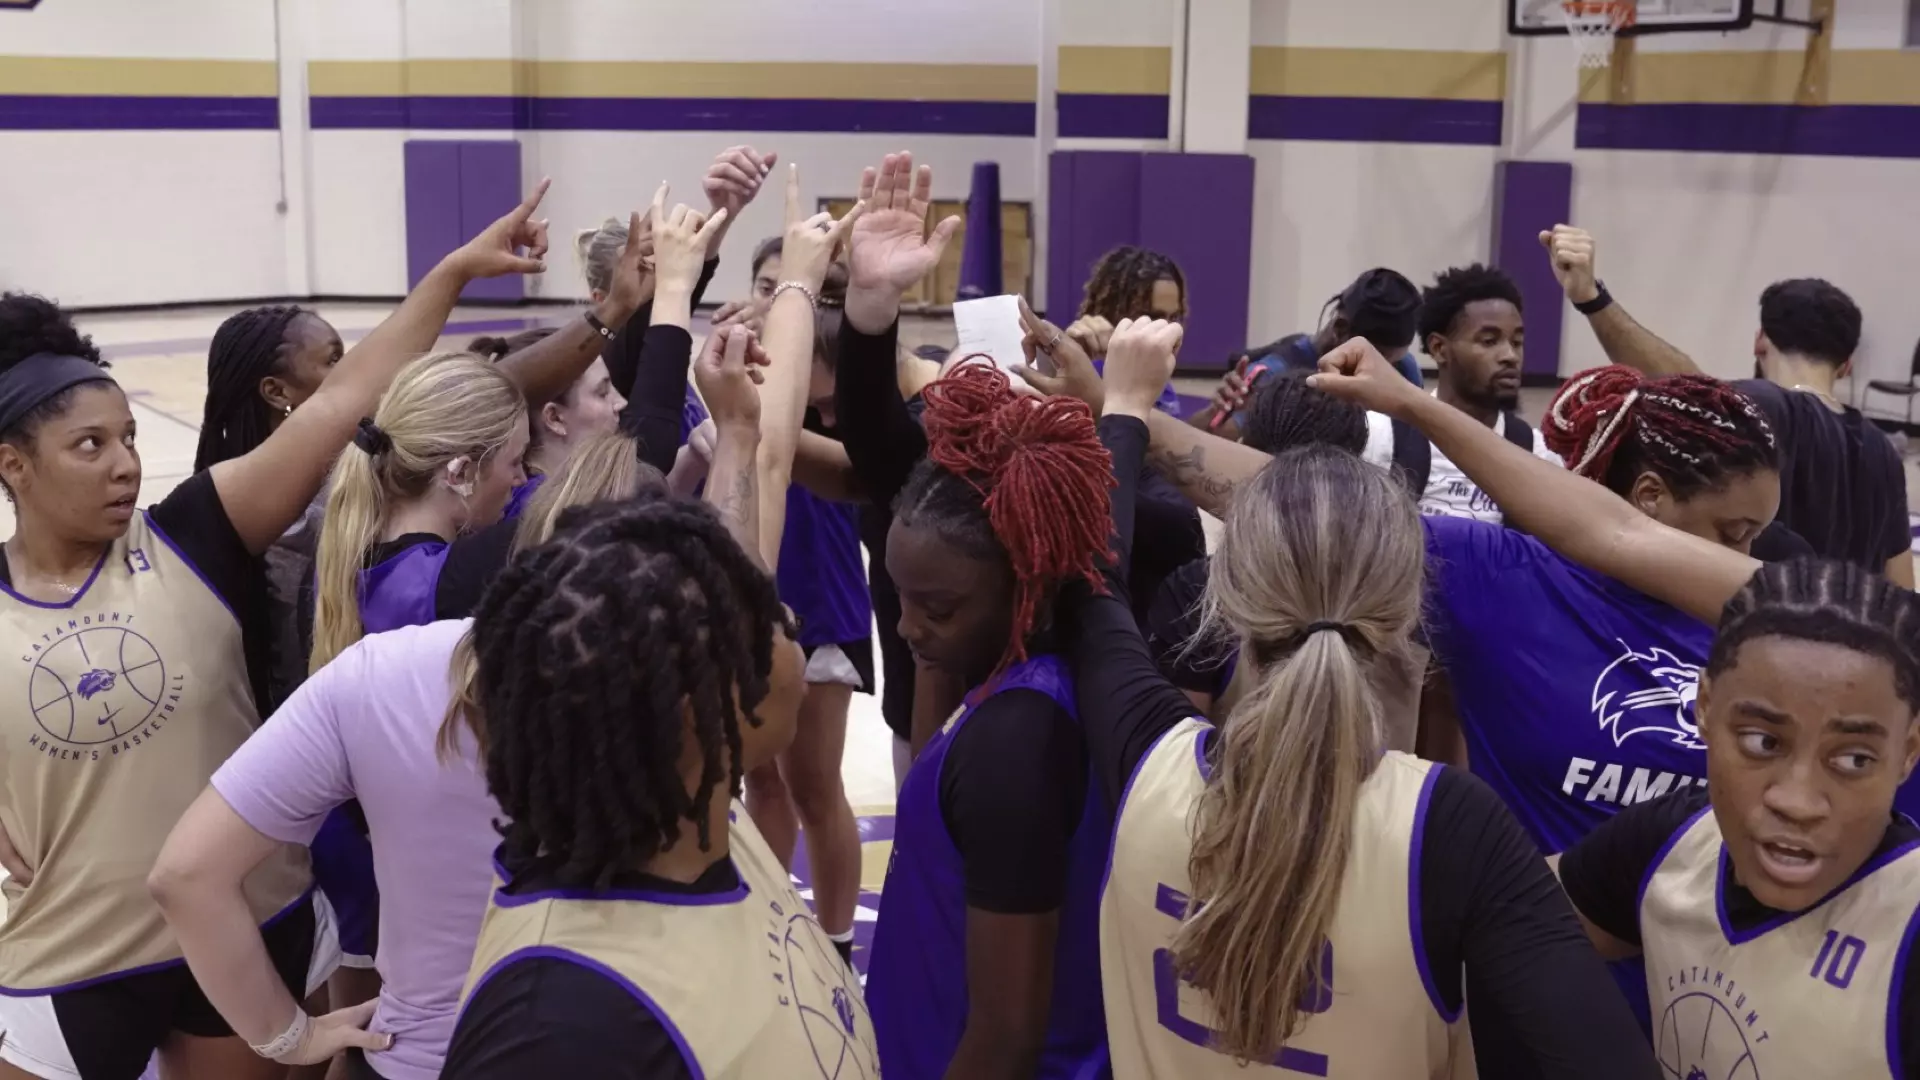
[{"x1": 1146, "y1": 444, "x2": 1237, "y2": 512}]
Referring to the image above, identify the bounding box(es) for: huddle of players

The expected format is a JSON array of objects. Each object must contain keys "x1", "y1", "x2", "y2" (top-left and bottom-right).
[{"x1": 0, "y1": 136, "x2": 1911, "y2": 1080}]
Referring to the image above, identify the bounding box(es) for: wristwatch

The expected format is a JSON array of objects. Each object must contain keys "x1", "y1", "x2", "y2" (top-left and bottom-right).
[{"x1": 1574, "y1": 281, "x2": 1613, "y2": 316}]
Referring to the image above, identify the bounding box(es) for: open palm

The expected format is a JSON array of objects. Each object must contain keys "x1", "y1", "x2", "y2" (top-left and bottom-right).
[{"x1": 848, "y1": 152, "x2": 961, "y2": 295}]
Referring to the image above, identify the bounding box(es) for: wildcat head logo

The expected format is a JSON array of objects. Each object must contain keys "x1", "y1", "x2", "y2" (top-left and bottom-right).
[
  {"x1": 77, "y1": 669, "x2": 117, "y2": 699},
  {"x1": 1591, "y1": 642, "x2": 1704, "y2": 750}
]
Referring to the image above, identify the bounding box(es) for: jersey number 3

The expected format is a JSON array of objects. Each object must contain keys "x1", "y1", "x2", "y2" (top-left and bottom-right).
[{"x1": 1152, "y1": 884, "x2": 1332, "y2": 1076}]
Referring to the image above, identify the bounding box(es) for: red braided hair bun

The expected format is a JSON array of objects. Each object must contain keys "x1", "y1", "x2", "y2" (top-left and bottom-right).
[
  {"x1": 919, "y1": 360, "x2": 1116, "y2": 671},
  {"x1": 1545, "y1": 363, "x2": 1776, "y2": 493}
]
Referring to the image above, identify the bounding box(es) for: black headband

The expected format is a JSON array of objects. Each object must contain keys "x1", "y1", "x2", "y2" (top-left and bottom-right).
[{"x1": 0, "y1": 353, "x2": 111, "y2": 435}]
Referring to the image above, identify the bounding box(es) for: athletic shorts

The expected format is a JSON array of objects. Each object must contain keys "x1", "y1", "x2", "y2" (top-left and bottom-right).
[
  {"x1": 803, "y1": 638, "x2": 875, "y2": 694},
  {"x1": 0, "y1": 893, "x2": 332, "y2": 1080},
  {"x1": 311, "y1": 804, "x2": 379, "y2": 966}
]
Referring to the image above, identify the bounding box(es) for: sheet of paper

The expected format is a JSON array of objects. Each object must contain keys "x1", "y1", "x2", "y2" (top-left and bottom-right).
[{"x1": 951, "y1": 295, "x2": 1047, "y2": 385}]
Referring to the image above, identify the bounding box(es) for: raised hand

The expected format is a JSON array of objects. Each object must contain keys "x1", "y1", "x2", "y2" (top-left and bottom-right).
[
  {"x1": 704, "y1": 145, "x2": 778, "y2": 226},
  {"x1": 1308, "y1": 336, "x2": 1427, "y2": 419},
  {"x1": 1208, "y1": 355, "x2": 1264, "y2": 423},
  {"x1": 709, "y1": 298, "x2": 765, "y2": 336},
  {"x1": 447, "y1": 178, "x2": 551, "y2": 279},
  {"x1": 845, "y1": 151, "x2": 962, "y2": 332},
  {"x1": 600, "y1": 210, "x2": 651, "y2": 318},
  {"x1": 651, "y1": 183, "x2": 730, "y2": 294},
  {"x1": 778, "y1": 163, "x2": 865, "y2": 295},
  {"x1": 1539, "y1": 224, "x2": 1600, "y2": 305},
  {"x1": 1103, "y1": 318, "x2": 1184, "y2": 418},
  {"x1": 1065, "y1": 314, "x2": 1114, "y2": 359},
  {"x1": 694, "y1": 324, "x2": 770, "y2": 433},
  {"x1": 1011, "y1": 295, "x2": 1103, "y2": 412}
]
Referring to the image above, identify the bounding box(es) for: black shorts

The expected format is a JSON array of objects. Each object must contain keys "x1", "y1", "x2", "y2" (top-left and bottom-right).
[
  {"x1": 802, "y1": 637, "x2": 876, "y2": 696},
  {"x1": 0, "y1": 898, "x2": 317, "y2": 1080}
]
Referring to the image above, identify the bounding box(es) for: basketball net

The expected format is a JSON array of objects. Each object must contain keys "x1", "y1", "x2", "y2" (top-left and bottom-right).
[{"x1": 1560, "y1": 0, "x2": 1636, "y2": 69}]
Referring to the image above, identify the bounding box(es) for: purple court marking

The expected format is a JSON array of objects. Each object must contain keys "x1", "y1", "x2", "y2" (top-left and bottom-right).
[{"x1": 791, "y1": 812, "x2": 894, "y2": 976}]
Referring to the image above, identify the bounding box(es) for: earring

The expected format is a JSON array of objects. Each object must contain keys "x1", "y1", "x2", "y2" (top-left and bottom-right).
[{"x1": 283, "y1": 404, "x2": 293, "y2": 417}]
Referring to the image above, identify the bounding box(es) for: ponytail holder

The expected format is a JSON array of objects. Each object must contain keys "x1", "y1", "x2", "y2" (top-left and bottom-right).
[
  {"x1": 354, "y1": 418, "x2": 392, "y2": 456},
  {"x1": 1293, "y1": 620, "x2": 1370, "y2": 656},
  {"x1": 1302, "y1": 620, "x2": 1351, "y2": 638}
]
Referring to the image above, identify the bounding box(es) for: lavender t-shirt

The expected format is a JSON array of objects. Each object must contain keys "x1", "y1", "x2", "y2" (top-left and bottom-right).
[{"x1": 212, "y1": 619, "x2": 497, "y2": 1080}]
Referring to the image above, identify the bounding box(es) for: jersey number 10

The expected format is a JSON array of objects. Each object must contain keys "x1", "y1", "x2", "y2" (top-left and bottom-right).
[{"x1": 1152, "y1": 884, "x2": 1332, "y2": 1076}]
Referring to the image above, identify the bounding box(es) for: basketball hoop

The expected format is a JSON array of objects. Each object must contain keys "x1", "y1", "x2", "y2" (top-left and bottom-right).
[{"x1": 1560, "y1": 0, "x2": 1636, "y2": 68}]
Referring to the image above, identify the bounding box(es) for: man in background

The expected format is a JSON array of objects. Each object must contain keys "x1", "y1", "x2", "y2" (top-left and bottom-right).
[{"x1": 1542, "y1": 225, "x2": 1910, "y2": 585}]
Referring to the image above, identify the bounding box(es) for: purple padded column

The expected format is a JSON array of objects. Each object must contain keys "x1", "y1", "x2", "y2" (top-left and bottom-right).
[
  {"x1": 956, "y1": 162, "x2": 1003, "y2": 300},
  {"x1": 1045, "y1": 150, "x2": 1142, "y2": 319},
  {"x1": 457, "y1": 141, "x2": 525, "y2": 302},
  {"x1": 1138, "y1": 153, "x2": 1255, "y2": 374},
  {"x1": 1492, "y1": 159, "x2": 1573, "y2": 379},
  {"x1": 403, "y1": 141, "x2": 463, "y2": 291}
]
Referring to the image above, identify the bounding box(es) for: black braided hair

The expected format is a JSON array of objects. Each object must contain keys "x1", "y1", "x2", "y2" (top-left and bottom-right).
[
  {"x1": 195, "y1": 305, "x2": 308, "y2": 472},
  {"x1": 1709, "y1": 558, "x2": 1920, "y2": 711},
  {"x1": 1079, "y1": 245, "x2": 1187, "y2": 323},
  {"x1": 473, "y1": 496, "x2": 792, "y2": 889},
  {"x1": 0, "y1": 292, "x2": 110, "y2": 445},
  {"x1": 1417, "y1": 264, "x2": 1523, "y2": 355},
  {"x1": 1335, "y1": 268, "x2": 1422, "y2": 352},
  {"x1": 1241, "y1": 371, "x2": 1367, "y2": 456}
]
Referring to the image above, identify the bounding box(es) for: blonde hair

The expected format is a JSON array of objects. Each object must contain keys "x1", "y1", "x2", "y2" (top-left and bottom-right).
[
  {"x1": 575, "y1": 216, "x2": 628, "y2": 295},
  {"x1": 440, "y1": 432, "x2": 665, "y2": 760},
  {"x1": 1177, "y1": 444, "x2": 1424, "y2": 1062},
  {"x1": 511, "y1": 432, "x2": 664, "y2": 553},
  {"x1": 309, "y1": 352, "x2": 526, "y2": 674}
]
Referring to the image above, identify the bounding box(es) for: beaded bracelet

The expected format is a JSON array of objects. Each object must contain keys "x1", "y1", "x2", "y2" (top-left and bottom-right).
[{"x1": 772, "y1": 280, "x2": 819, "y2": 308}]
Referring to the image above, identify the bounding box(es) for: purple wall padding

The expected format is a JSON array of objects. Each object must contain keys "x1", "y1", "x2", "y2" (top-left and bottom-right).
[
  {"x1": 403, "y1": 139, "x2": 523, "y2": 301},
  {"x1": 456, "y1": 141, "x2": 525, "y2": 302},
  {"x1": 956, "y1": 161, "x2": 1003, "y2": 300},
  {"x1": 1047, "y1": 150, "x2": 1254, "y2": 373},
  {"x1": 1492, "y1": 159, "x2": 1573, "y2": 379},
  {"x1": 403, "y1": 141, "x2": 463, "y2": 294},
  {"x1": 1138, "y1": 153, "x2": 1254, "y2": 373},
  {"x1": 1046, "y1": 151, "x2": 1142, "y2": 322}
]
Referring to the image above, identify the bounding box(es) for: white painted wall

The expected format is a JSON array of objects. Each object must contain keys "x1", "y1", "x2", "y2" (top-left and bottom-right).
[
  {"x1": 6, "y1": 0, "x2": 1039, "y2": 307},
  {"x1": 1244, "y1": 0, "x2": 1504, "y2": 345},
  {"x1": 0, "y1": 0, "x2": 288, "y2": 306}
]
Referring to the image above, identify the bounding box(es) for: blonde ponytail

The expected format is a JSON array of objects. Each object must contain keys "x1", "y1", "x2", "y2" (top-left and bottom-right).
[
  {"x1": 1176, "y1": 444, "x2": 1424, "y2": 1062},
  {"x1": 309, "y1": 351, "x2": 526, "y2": 674},
  {"x1": 439, "y1": 628, "x2": 483, "y2": 761}
]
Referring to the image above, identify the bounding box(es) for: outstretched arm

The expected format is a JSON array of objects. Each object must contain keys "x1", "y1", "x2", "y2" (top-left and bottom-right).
[
  {"x1": 756, "y1": 165, "x2": 864, "y2": 562},
  {"x1": 694, "y1": 327, "x2": 771, "y2": 567},
  {"x1": 211, "y1": 181, "x2": 552, "y2": 554},
  {"x1": 1311, "y1": 339, "x2": 1758, "y2": 624},
  {"x1": 1542, "y1": 226, "x2": 1699, "y2": 378}
]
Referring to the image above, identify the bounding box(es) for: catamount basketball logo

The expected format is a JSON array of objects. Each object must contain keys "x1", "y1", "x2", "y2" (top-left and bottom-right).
[
  {"x1": 773, "y1": 897, "x2": 878, "y2": 1080},
  {"x1": 1656, "y1": 964, "x2": 1769, "y2": 1080},
  {"x1": 1591, "y1": 640, "x2": 1704, "y2": 750},
  {"x1": 20, "y1": 611, "x2": 183, "y2": 759}
]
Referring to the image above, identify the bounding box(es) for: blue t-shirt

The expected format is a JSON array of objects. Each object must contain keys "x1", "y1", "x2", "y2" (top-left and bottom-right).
[
  {"x1": 775, "y1": 486, "x2": 873, "y2": 648},
  {"x1": 1423, "y1": 517, "x2": 1716, "y2": 857}
]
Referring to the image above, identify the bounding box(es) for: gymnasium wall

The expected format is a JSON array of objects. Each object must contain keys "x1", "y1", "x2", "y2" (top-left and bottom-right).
[
  {"x1": 6, "y1": 0, "x2": 1920, "y2": 406},
  {"x1": 1567, "y1": 2, "x2": 1920, "y2": 389}
]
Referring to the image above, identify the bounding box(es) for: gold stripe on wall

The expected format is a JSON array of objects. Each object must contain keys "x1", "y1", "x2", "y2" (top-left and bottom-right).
[
  {"x1": 1580, "y1": 49, "x2": 1920, "y2": 105},
  {"x1": 1056, "y1": 45, "x2": 1172, "y2": 96},
  {"x1": 1249, "y1": 47, "x2": 1505, "y2": 102},
  {"x1": 309, "y1": 59, "x2": 1037, "y2": 103},
  {"x1": 307, "y1": 59, "x2": 526, "y2": 97},
  {"x1": 0, "y1": 56, "x2": 277, "y2": 96}
]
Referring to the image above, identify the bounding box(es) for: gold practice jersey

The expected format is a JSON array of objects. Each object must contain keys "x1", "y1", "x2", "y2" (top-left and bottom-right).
[
  {"x1": 1640, "y1": 808, "x2": 1920, "y2": 1080},
  {"x1": 461, "y1": 803, "x2": 881, "y2": 1079},
  {"x1": 1101, "y1": 718, "x2": 1473, "y2": 1078},
  {"x1": 0, "y1": 514, "x2": 309, "y2": 991}
]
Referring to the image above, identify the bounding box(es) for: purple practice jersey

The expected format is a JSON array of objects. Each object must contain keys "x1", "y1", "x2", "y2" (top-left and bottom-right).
[
  {"x1": 775, "y1": 487, "x2": 872, "y2": 648},
  {"x1": 866, "y1": 655, "x2": 1110, "y2": 1079},
  {"x1": 357, "y1": 543, "x2": 450, "y2": 635}
]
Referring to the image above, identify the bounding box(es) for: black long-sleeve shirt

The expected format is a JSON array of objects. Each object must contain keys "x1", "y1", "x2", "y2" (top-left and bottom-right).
[
  {"x1": 1062, "y1": 413, "x2": 1660, "y2": 1080},
  {"x1": 608, "y1": 259, "x2": 718, "y2": 473}
]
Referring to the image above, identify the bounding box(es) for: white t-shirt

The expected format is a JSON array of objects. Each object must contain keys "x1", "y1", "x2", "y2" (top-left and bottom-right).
[{"x1": 1362, "y1": 408, "x2": 1564, "y2": 524}]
